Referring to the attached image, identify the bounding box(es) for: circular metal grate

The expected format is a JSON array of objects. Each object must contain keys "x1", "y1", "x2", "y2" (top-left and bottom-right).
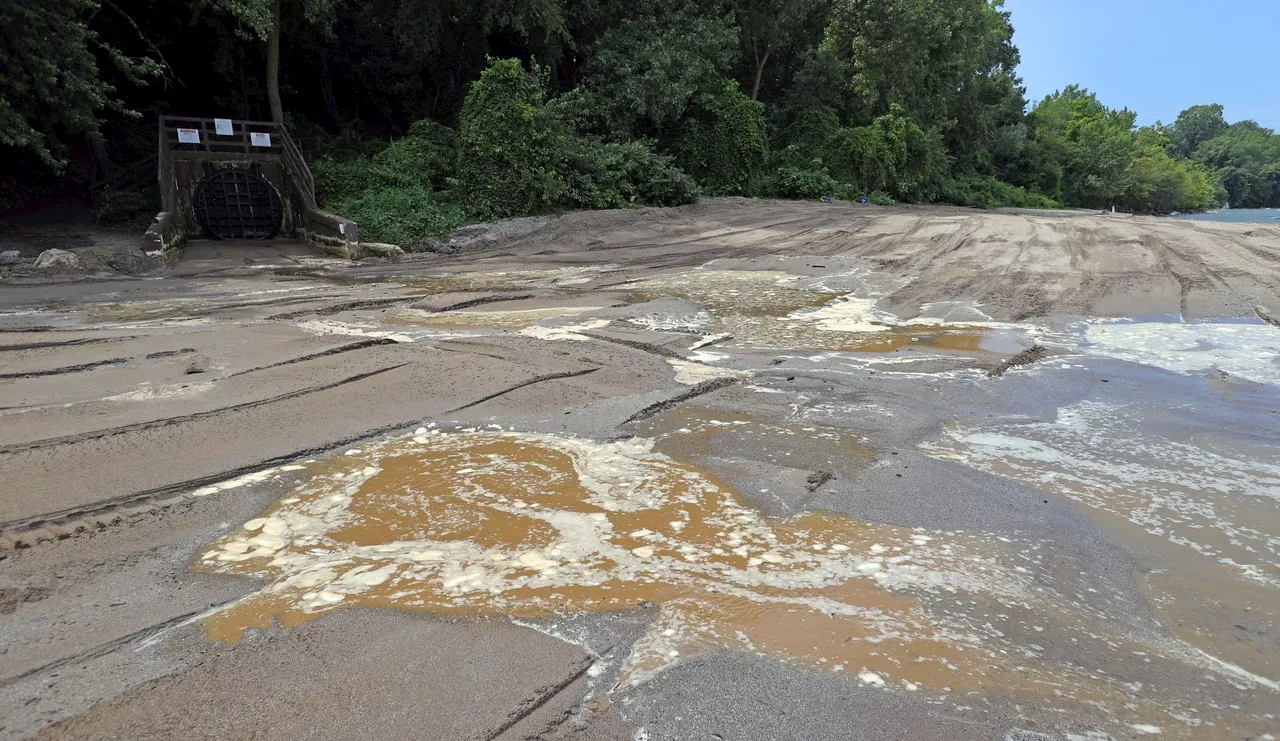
[{"x1": 194, "y1": 167, "x2": 283, "y2": 240}]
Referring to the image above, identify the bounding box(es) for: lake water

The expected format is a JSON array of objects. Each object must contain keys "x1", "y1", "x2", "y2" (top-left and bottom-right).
[{"x1": 1171, "y1": 208, "x2": 1280, "y2": 224}]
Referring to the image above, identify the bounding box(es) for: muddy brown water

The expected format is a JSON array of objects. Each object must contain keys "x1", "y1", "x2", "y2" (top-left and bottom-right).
[
  {"x1": 381, "y1": 266, "x2": 1028, "y2": 356},
  {"x1": 624, "y1": 269, "x2": 1031, "y2": 355},
  {"x1": 196, "y1": 430, "x2": 1231, "y2": 732}
]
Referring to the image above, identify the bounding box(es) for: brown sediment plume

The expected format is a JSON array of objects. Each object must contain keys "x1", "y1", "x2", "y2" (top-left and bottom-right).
[{"x1": 196, "y1": 428, "x2": 1193, "y2": 724}]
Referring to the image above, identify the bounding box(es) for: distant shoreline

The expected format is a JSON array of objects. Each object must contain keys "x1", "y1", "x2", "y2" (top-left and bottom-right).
[{"x1": 1171, "y1": 207, "x2": 1279, "y2": 224}]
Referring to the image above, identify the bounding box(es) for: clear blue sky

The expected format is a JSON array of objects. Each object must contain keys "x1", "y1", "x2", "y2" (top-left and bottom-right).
[{"x1": 1003, "y1": 0, "x2": 1280, "y2": 130}]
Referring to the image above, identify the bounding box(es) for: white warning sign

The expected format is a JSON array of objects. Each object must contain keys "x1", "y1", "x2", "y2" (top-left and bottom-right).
[
  {"x1": 176, "y1": 128, "x2": 200, "y2": 144},
  {"x1": 250, "y1": 132, "x2": 272, "y2": 147}
]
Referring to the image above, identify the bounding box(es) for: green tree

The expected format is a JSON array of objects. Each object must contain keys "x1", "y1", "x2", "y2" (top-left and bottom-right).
[
  {"x1": 1169, "y1": 104, "x2": 1228, "y2": 158},
  {"x1": 669, "y1": 80, "x2": 769, "y2": 195},
  {"x1": 204, "y1": 0, "x2": 337, "y2": 123},
  {"x1": 332, "y1": 0, "x2": 572, "y2": 124},
  {"x1": 456, "y1": 59, "x2": 566, "y2": 218},
  {"x1": 455, "y1": 58, "x2": 698, "y2": 219},
  {"x1": 824, "y1": 0, "x2": 1019, "y2": 127},
  {"x1": 576, "y1": 0, "x2": 739, "y2": 139},
  {"x1": 1122, "y1": 126, "x2": 1225, "y2": 212},
  {"x1": 1193, "y1": 121, "x2": 1280, "y2": 208},
  {"x1": 777, "y1": 105, "x2": 842, "y2": 169},
  {"x1": 0, "y1": 0, "x2": 159, "y2": 167},
  {"x1": 1062, "y1": 99, "x2": 1138, "y2": 208},
  {"x1": 1027, "y1": 87, "x2": 1138, "y2": 208},
  {"x1": 826, "y1": 104, "x2": 947, "y2": 201},
  {"x1": 736, "y1": 0, "x2": 827, "y2": 101}
]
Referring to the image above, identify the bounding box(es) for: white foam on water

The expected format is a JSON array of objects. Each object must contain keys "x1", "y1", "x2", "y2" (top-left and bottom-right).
[
  {"x1": 102, "y1": 381, "x2": 214, "y2": 403},
  {"x1": 297, "y1": 319, "x2": 415, "y2": 343},
  {"x1": 689, "y1": 333, "x2": 733, "y2": 350},
  {"x1": 624, "y1": 312, "x2": 712, "y2": 333},
  {"x1": 191, "y1": 467, "x2": 283, "y2": 497},
  {"x1": 519, "y1": 318, "x2": 611, "y2": 341},
  {"x1": 923, "y1": 400, "x2": 1280, "y2": 587},
  {"x1": 785, "y1": 295, "x2": 894, "y2": 333},
  {"x1": 913, "y1": 300, "x2": 996, "y2": 324},
  {"x1": 1085, "y1": 321, "x2": 1280, "y2": 386},
  {"x1": 666, "y1": 358, "x2": 749, "y2": 385}
]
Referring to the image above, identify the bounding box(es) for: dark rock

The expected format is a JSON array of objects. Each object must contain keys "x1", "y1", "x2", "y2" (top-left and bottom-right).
[
  {"x1": 986, "y1": 345, "x2": 1049, "y2": 378},
  {"x1": 805, "y1": 471, "x2": 834, "y2": 492}
]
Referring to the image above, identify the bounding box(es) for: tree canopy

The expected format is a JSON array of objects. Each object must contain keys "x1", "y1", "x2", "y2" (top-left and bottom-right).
[
  {"x1": 1, "y1": 0, "x2": 159, "y2": 169},
  {"x1": 3, "y1": 0, "x2": 1275, "y2": 231}
]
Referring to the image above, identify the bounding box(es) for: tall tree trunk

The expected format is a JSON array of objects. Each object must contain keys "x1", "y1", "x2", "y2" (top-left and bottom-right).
[
  {"x1": 86, "y1": 131, "x2": 110, "y2": 187},
  {"x1": 751, "y1": 47, "x2": 770, "y2": 101},
  {"x1": 319, "y1": 52, "x2": 342, "y2": 126},
  {"x1": 266, "y1": 0, "x2": 283, "y2": 124}
]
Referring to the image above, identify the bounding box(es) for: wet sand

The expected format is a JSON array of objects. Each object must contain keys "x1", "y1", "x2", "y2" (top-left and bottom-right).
[{"x1": 1, "y1": 199, "x2": 1278, "y2": 739}]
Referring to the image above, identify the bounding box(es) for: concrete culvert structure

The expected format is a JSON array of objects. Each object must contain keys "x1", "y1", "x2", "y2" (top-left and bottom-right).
[
  {"x1": 192, "y1": 164, "x2": 284, "y2": 240},
  {"x1": 145, "y1": 116, "x2": 360, "y2": 260}
]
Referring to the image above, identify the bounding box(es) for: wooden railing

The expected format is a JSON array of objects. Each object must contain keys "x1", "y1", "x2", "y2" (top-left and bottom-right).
[
  {"x1": 277, "y1": 125, "x2": 317, "y2": 209},
  {"x1": 156, "y1": 115, "x2": 318, "y2": 209},
  {"x1": 159, "y1": 116, "x2": 285, "y2": 155}
]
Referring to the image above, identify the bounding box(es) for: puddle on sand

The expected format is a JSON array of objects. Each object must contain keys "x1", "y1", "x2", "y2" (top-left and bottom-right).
[
  {"x1": 825, "y1": 325, "x2": 1030, "y2": 354},
  {"x1": 194, "y1": 430, "x2": 1277, "y2": 733},
  {"x1": 640, "y1": 407, "x2": 879, "y2": 475},
  {"x1": 64, "y1": 299, "x2": 225, "y2": 322},
  {"x1": 199, "y1": 432, "x2": 1071, "y2": 690},
  {"x1": 624, "y1": 269, "x2": 1027, "y2": 356},
  {"x1": 626, "y1": 270, "x2": 838, "y2": 319}
]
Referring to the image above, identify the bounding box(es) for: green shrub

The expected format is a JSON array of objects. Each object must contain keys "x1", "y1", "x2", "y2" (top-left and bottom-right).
[
  {"x1": 1121, "y1": 152, "x2": 1225, "y2": 213},
  {"x1": 778, "y1": 106, "x2": 842, "y2": 169},
  {"x1": 313, "y1": 119, "x2": 459, "y2": 208},
  {"x1": 553, "y1": 139, "x2": 699, "y2": 209},
  {"x1": 671, "y1": 80, "x2": 769, "y2": 196},
  {"x1": 456, "y1": 58, "x2": 567, "y2": 219},
  {"x1": 456, "y1": 58, "x2": 699, "y2": 218},
  {"x1": 371, "y1": 119, "x2": 457, "y2": 191},
  {"x1": 312, "y1": 156, "x2": 380, "y2": 206},
  {"x1": 826, "y1": 105, "x2": 946, "y2": 202},
  {"x1": 318, "y1": 59, "x2": 700, "y2": 236},
  {"x1": 585, "y1": 139, "x2": 699, "y2": 207},
  {"x1": 328, "y1": 184, "x2": 465, "y2": 246},
  {"x1": 769, "y1": 166, "x2": 842, "y2": 199},
  {"x1": 939, "y1": 175, "x2": 1059, "y2": 209},
  {"x1": 92, "y1": 188, "x2": 160, "y2": 228}
]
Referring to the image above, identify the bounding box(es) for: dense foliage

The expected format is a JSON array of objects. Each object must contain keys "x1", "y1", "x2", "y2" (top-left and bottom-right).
[
  {"x1": 312, "y1": 60, "x2": 697, "y2": 241},
  {"x1": 1, "y1": 0, "x2": 159, "y2": 170},
  {"x1": 3, "y1": 0, "x2": 1277, "y2": 241}
]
